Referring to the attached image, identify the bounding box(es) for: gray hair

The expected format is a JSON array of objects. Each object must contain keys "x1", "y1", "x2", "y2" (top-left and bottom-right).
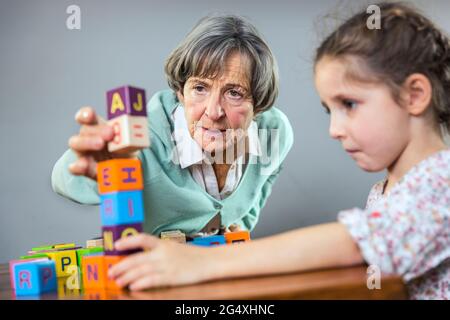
[{"x1": 165, "y1": 14, "x2": 279, "y2": 114}]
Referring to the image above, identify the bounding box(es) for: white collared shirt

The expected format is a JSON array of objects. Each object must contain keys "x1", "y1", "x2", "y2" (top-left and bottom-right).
[{"x1": 171, "y1": 104, "x2": 261, "y2": 200}]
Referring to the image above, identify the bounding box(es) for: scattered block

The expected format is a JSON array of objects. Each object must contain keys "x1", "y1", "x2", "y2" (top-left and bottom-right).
[
  {"x1": 102, "y1": 223, "x2": 143, "y2": 255},
  {"x1": 76, "y1": 247, "x2": 104, "y2": 268},
  {"x1": 191, "y1": 235, "x2": 226, "y2": 247},
  {"x1": 104, "y1": 256, "x2": 125, "y2": 291},
  {"x1": 224, "y1": 230, "x2": 251, "y2": 244},
  {"x1": 81, "y1": 255, "x2": 106, "y2": 290},
  {"x1": 12, "y1": 260, "x2": 57, "y2": 296},
  {"x1": 46, "y1": 249, "x2": 78, "y2": 278},
  {"x1": 9, "y1": 258, "x2": 49, "y2": 289},
  {"x1": 100, "y1": 190, "x2": 144, "y2": 226},
  {"x1": 97, "y1": 159, "x2": 143, "y2": 194},
  {"x1": 108, "y1": 115, "x2": 150, "y2": 154},
  {"x1": 86, "y1": 238, "x2": 103, "y2": 248},
  {"x1": 160, "y1": 230, "x2": 186, "y2": 244}
]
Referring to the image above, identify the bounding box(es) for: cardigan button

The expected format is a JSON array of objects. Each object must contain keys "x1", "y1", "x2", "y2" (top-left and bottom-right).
[{"x1": 214, "y1": 203, "x2": 222, "y2": 209}]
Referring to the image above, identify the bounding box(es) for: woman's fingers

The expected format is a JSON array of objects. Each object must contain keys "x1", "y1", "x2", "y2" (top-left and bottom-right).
[
  {"x1": 68, "y1": 135, "x2": 105, "y2": 152},
  {"x1": 68, "y1": 157, "x2": 89, "y2": 176},
  {"x1": 75, "y1": 107, "x2": 99, "y2": 125},
  {"x1": 79, "y1": 124, "x2": 114, "y2": 142}
]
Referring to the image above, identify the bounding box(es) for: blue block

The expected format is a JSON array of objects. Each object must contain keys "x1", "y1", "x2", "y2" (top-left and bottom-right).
[
  {"x1": 191, "y1": 235, "x2": 226, "y2": 247},
  {"x1": 100, "y1": 190, "x2": 144, "y2": 226},
  {"x1": 13, "y1": 260, "x2": 57, "y2": 296}
]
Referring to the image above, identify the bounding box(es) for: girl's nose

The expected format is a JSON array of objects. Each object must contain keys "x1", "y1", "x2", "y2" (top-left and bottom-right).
[{"x1": 329, "y1": 112, "x2": 346, "y2": 140}]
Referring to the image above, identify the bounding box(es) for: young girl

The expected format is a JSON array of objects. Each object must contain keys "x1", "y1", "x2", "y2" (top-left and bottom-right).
[{"x1": 108, "y1": 2, "x2": 450, "y2": 299}]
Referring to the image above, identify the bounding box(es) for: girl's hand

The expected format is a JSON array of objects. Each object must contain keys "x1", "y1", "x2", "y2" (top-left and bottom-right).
[{"x1": 108, "y1": 234, "x2": 214, "y2": 291}]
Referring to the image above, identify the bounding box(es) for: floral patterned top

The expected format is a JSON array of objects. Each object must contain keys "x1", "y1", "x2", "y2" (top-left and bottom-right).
[{"x1": 338, "y1": 149, "x2": 450, "y2": 300}]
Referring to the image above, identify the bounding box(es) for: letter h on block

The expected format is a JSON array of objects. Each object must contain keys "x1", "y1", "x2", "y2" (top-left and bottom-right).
[{"x1": 106, "y1": 85, "x2": 150, "y2": 154}]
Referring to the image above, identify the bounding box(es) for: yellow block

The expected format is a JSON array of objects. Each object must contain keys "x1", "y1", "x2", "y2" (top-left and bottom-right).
[
  {"x1": 53, "y1": 243, "x2": 76, "y2": 250},
  {"x1": 46, "y1": 250, "x2": 78, "y2": 277}
]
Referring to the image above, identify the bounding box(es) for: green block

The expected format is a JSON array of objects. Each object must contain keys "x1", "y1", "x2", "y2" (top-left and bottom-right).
[
  {"x1": 76, "y1": 247, "x2": 104, "y2": 270},
  {"x1": 20, "y1": 253, "x2": 50, "y2": 260},
  {"x1": 31, "y1": 245, "x2": 54, "y2": 251}
]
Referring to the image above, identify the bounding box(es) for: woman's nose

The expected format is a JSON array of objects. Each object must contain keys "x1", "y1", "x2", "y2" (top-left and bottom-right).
[{"x1": 205, "y1": 93, "x2": 224, "y2": 120}]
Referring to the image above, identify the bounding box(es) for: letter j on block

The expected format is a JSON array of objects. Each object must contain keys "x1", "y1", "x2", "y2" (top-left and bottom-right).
[{"x1": 97, "y1": 159, "x2": 143, "y2": 194}]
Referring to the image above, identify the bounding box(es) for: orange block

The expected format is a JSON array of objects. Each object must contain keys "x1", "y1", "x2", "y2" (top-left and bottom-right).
[
  {"x1": 97, "y1": 159, "x2": 143, "y2": 194},
  {"x1": 224, "y1": 231, "x2": 251, "y2": 244},
  {"x1": 104, "y1": 256, "x2": 125, "y2": 291},
  {"x1": 82, "y1": 255, "x2": 106, "y2": 290}
]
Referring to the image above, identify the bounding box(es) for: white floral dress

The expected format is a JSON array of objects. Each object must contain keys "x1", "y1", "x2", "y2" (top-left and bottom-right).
[{"x1": 338, "y1": 149, "x2": 450, "y2": 300}]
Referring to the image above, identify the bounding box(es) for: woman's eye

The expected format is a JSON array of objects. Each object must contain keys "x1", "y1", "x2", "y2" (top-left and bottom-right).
[
  {"x1": 227, "y1": 89, "x2": 243, "y2": 99},
  {"x1": 194, "y1": 85, "x2": 206, "y2": 93}
]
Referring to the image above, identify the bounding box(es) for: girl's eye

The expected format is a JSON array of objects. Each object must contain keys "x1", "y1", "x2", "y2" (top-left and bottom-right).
[{"x1": 342, "y1": 99, "x2": 358, "y2": 110}]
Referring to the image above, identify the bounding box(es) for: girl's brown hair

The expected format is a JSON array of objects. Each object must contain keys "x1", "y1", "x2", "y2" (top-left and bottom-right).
[{"x1": 315, "y1": 2, "x2": 450, "y2": 131}]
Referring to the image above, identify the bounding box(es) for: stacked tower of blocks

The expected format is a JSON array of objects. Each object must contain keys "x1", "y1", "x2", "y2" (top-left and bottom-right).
[
  {"x1": 10, "y1": 241, "x2": 103, "y2": 297},
  {"x1": 82, "y1": 85, "x2": 150, "y2": 291}
]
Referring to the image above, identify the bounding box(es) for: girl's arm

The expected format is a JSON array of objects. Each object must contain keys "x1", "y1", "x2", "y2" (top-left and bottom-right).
[
  {"x1": 210, "y1": 222, "x2": 365, "y2": 280},
  {"x1": 109, "y1": 222, "x2": 365, "y2": 290}
]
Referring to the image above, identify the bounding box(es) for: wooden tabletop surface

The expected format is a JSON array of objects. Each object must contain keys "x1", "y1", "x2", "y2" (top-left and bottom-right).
[{"x1": 0, "y1": 263, "x2": 407, "y2": 300}]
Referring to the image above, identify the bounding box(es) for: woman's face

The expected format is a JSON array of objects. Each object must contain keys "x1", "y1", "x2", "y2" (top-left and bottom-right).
[
  {"x1": 177, "y1": 52, "x2": 254, "y2": 155},
  {"x1": 314, "y1": 56, "x2": 411, "y2": 172}
]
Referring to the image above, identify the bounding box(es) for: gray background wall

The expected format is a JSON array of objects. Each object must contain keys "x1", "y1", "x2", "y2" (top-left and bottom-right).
[{"x1": 1, "y1": 0, "x2": 448, "y2": 263}]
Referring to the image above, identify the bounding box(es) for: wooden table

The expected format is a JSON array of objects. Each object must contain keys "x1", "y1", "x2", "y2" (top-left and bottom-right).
[{"x1": 0, "y1": 263, "x2": 407, "y2": 300}]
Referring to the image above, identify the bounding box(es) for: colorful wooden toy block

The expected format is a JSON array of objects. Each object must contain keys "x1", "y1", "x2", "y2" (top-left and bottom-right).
[
  {"x1": 107, "y1": 114, "x2": 150, "y2": 154},
  {"x1": 81, "y1": 255, "x2": 107, "y2": 290},
  {"x1": 102, "y1": 223, "x2": 143, "y2": 255},
  {"x1": 46, "y1": 249, "x2": 78, "y2": 278},
  {"x1": 106, "y1": 85, "x2": 147, "y2": 120},
  {"x1": 76, "y1": 247, "x2": 104, "y2": 268},
  {"x1": 100, "y1": 190, "x2": 144, "y2": 226},
  {"x1": 86, "y1": 238, "x2": 103, "y2": 248},
  {"x1": 9, "y1": 258, "x2": 49, "y2": 289},
  {"x1": 191, "y1": 235, "x2": 226, "y2": 247},
  {"x1": 12, "y1": 260, "x2": 57, "y2": 296},
  {"x1": 224, "y1": 230, "x2": 251, "y2": 244},
  {"x1": 53, "y1": 243, "x2": 76, "y2": 250},
  {"x1": 160, "y1": 230, "x2": 187, "y2": 243},
  {"x1": 97, "y1": 158, "x2": 143, "y2": 194},
  {"x1": 20, "y1": 253, "x2": 50, "y2": 260},
  {"x1": 104, "y1": 256, "x2": 125, "y2": 291}
]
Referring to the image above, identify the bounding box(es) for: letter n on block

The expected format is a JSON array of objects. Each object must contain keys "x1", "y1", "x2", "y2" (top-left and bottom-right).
[
  {"x1": 82, "y1": 255, "x2": 106, "y2": 290},
  {"x1": 97, "y1": 159, "x2": 143, "y2": 194}
]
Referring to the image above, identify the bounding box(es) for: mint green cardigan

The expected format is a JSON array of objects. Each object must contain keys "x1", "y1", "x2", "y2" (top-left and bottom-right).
[{"x1": 51, "y1": 90, "x2": 293, "y2": 235}]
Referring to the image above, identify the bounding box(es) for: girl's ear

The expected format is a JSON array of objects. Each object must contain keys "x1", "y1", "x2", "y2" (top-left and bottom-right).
[{"x1": 402, "y1": 73, "x2": 433, "y2": 116}]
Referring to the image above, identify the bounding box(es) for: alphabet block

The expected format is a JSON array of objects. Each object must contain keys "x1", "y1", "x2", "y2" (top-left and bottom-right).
[
  {"x1": 102, "y1": 223, "x2": 143, "y2": 255},
  {"x1": 224, "y1": 231, "x2": 251, "y2": 244},
  {"x1": 107, "y1": 115, "x2": 150, "y2": 154},
  {"x1": 104, "y1": 256, "x2": 125, "y2": 291},
  {"x1": 106, "y1": 85, "x2": 147, "y2": 120},
  {"x1": 191, "y1": 235, "x2": 226, "y2": 247},
  {"x1": 100, "y1": 190, "x2": 144, "y2": 226},
  {"x1": 86, "y1": 238, "x2": 103, "y2": 248},
  {"x1": 97, "y1": 158, "x2": 143, "y2": 194},
  {"x1": 46, "y1": 249, "x2": 77, "y2": 278},
  {"x1": 13, "y1": 260, "x2": 57, "y2": 296},
  {"x1": 76, "y1": 247, "x2": 104, "y2": 268},
  {"x1": 160, "y1": 230, "x2": 186, "y2": 244},
  {"x1": 81, "y1": 255, "x2": 106, "y2": 290},
  {"x1": 9, "y1": 258, "x2": 49, "y2": 289}
]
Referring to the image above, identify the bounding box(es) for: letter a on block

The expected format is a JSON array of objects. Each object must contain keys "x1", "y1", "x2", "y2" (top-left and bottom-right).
[{"x1": 110, "y1": 92, "x2": 125, "y2": 115}]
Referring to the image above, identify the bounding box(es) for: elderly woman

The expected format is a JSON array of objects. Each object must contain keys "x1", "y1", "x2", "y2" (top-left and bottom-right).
[{"x1": 51, "y1": 15, "x2": 293, "y2": 240}]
